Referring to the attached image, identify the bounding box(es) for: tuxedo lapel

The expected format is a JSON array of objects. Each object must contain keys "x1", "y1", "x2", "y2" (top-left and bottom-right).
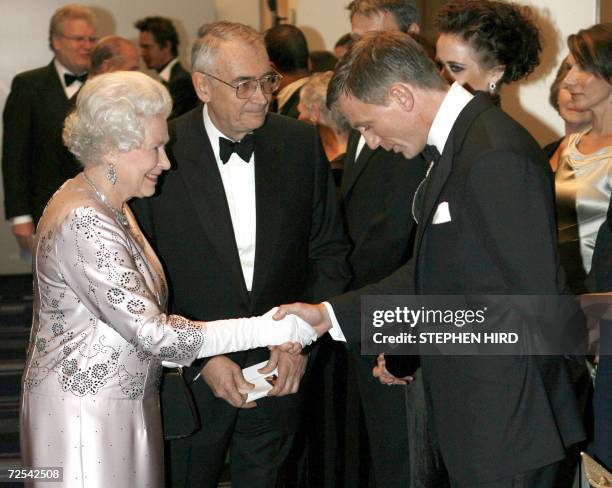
[
  {"x1": 249, "y1": 124, "x2": 285, "y2": 305},
  {"x1": 414, "y1": 146, "x2": 453, "y2": 255},
  {"x1": 341, "y1": 131, "x2": 375, "y2": 199},
  {"x1": 414, "y1": 93, "x2": 494, "y2": 278},
  {"x1": 44, "y1": 62, "x2": 70, "y2": 104},
  {"x1": 173, "y1": 110, "x2": 250, "y2": 303}
]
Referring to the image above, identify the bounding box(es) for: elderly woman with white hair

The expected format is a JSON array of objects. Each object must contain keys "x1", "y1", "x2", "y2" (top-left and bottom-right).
[
  {"x1": 297, "y1": 71, "x2": 351, "y2": 186},
  {"x1": 19, "y1": 71, "x2": 317, "y2": 487}
]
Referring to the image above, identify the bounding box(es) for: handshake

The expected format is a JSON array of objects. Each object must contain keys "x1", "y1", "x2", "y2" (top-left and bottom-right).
[{"x1": 262, "y1": 303, "x2": 333, "y2": 354}]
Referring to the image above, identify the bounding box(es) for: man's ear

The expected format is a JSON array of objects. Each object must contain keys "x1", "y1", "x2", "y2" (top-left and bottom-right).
[
  {"x1": 388, "y1": 82, "x2": 415, "y2": 112},
  {"x1": 192, "y1": 71, "x2": 211, "y2": 103},
  {"x1": 50, "y1": 34, "x2": 60, "y2": 52}
]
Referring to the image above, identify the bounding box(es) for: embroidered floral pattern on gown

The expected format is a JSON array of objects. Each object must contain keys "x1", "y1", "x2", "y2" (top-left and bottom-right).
[{"x1": 20, "y1": 177, "x2": 205, "y2": 487}]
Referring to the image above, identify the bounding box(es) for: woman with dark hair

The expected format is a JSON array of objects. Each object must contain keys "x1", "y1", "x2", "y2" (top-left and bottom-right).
[
  {"x1": 434, "y1": 0, "x2": 541, "y2": 102},
  {"x1": 555, "y1": 23, "x2": 612, "y2": 294}
]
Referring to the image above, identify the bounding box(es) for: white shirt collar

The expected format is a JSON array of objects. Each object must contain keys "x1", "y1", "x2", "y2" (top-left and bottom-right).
[
  {"x1": 203, "y1": 103, "x2": 226, "y2": 162},
  {"x1": 54, "y1": 58, "x2": 86, "y2": 95},
  {"x1": 202, "y1": 104, "x2": 254, "y2": 160},
  {"x1": 158, "y1": 58, "x2": 179, "y2": 83},
  {"x1": 277, "y1": 76, "x2": 309, "y2": 110},
  {"x1": 427, "y1": 82, "x2": 474, "y2": 155}
]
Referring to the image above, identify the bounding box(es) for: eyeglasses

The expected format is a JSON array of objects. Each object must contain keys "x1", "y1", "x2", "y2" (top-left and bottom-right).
[
  {"x1": 60, "y1": 34, "x2": 98, "y2": 44},
  {"x1": 198, "y1": 71, "x2": 282, "y2": 99}
]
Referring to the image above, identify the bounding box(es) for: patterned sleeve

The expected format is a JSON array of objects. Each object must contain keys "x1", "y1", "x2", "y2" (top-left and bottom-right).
[{"x1": 57, "y1": 206, "x2": 204, "y2": 365}]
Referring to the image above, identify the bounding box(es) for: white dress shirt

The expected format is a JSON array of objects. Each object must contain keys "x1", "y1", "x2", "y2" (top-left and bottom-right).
[
  {"x1": 324, "y1": 82, "x2": 474, "y2": 343},
  {"x1": 203, "y1": 104, "x2": 257, "y2": 291},
  {"x1": 158, "y1": 58, "x2": 179, "y2": 83},
  {"x1": 54, "y1": 58, "x2": 85, "y2": 100}
]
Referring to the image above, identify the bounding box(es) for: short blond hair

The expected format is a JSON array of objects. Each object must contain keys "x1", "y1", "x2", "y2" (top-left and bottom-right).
[{"x1": 49, "y1": 4, "x2": 96, "y2": 50}]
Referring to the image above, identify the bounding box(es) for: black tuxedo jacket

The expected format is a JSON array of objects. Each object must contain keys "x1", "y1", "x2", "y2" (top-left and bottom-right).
[
  {"x1": 331, "y1": 93, "x2": 584, "y2": 484},
  {"x1": 132, "y1": 108, "x2": 350, "y2": 436},
  {"x1": 341, "y1": 130, "x2": 427, "y2": 292},
  {"x1": 165, "y1": 61, "x2": 198, "y2": 120},
  {"x1": 2, "y1": 62, "x2": 80, "y2": 223}
]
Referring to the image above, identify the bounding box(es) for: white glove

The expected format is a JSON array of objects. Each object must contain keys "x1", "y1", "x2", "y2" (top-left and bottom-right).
[{"x1": 198, "y1": 307, "x2": 317, "y2": 358}]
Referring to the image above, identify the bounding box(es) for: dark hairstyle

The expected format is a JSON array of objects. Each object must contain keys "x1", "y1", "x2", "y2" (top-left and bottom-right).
[
  {"x1": 264, "y1": 24, "x2": 309, "y2": 73},
  {"x1": 335, "y1": 33, "x2": 353, "y2": 50},
  {"x1": 327, "y1": 31, "x2": 446, "y2": 109},
  {"x1": 548, "y1": 58, "x2": 570, "y2": 113},
  {"x1": 568, "y1": 23, "x2": 612, "y2": 83},
  {"x1": 134, "y1": 16, "x2": 179, "y2": 57},
  {"x1": 347, "y1": 0, "x2": 420, "y2": 32},
  {"x1": 435, "y1": 0, "x2": 541, "y2": 85},
  {"x1": 310, "y1": 51, "x2": 338, "y2": 72}
]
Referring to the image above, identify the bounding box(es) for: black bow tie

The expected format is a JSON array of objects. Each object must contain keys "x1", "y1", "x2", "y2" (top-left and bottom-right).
[
  {"x1": 64, "y1": 72, "x2": 87, "y2": 86},
  {"x1": 219, "y1": 134, "x2": 255, "y2": 164},
  {"x1": 421, "y1": 144, "x2": 441, "y2": 164}
]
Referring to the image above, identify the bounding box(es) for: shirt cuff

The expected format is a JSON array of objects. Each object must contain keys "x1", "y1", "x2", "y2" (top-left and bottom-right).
[
  {"x1": 323, "y1": 302, "x2": 347, "y2": 342},
  {"x1": 11, "y1": 215, "x2": 33, "y2": 225}
]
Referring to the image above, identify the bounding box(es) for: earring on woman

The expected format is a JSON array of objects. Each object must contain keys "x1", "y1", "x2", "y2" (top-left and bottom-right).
[
  {"x1": 489, "y1": 81, "x2": 497, "y2": 93},
  {"x1": 105, "y1": 162, "x2": 117, "y2": 185}
]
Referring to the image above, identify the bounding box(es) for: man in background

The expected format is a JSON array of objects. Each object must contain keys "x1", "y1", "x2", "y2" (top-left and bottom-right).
[
  {"x1": 90, "y1": 35, "x2": 139, "y2": 76},
  {"x1": 264, "y1": 24, "x2": 310, "y2": 118},
  {"x1": 325, "y1": 1, "x2": 427, "y2": 486},
  {"x1": 131, "y1": 21, "x2": 349, "y2": 488},
  {"x1": 349, "y1": 0, "x2": 420, "y2": 40},
  {"x1": 134, "y1": 16, "x2": 197, "y2": 118},
  {"x1": 2, "y1": 4, "x2": 96, "y2": 253}
]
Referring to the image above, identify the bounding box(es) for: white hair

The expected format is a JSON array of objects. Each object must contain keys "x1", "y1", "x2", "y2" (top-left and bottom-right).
[
  {"x1": 63, "y1": 71, "x2": 172, "y2": 165},
  {"x1": 301, "y1": 71, "x2": 351, "y2": 134},
  {"x1": 191, "y1": 21, "x2": 264, "y2": 73}
]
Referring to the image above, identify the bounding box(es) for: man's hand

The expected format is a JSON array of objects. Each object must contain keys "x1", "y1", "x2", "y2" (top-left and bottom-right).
[
  {"x1": 201, "y1": 355, "x2": 257, "y2": 408},
  {"x1": 259, "y1": 347, "x2": 307, "y2": 397},
  {"x1": 274, "y1": 302, "x2": 332, "y2": 337},
  {"x1": 372, "y1": 353, "x2": 413, "y2": 386},
  {"x1": 12, "y1": 222, "x2": 34, "y2": 253}
]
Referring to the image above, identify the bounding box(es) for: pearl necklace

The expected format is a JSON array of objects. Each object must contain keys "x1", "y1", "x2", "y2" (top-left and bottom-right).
[{"x1": 82, "y1": 173, "x2": 129, "y2": 227}]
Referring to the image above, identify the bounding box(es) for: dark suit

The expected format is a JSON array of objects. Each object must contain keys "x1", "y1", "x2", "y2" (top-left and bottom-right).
[
  {"x1": 131, "y1": 108, "x2": 350, "y2": 487},
  {"x1": 164, "y1": 61, "x2": 198, "y2": 119},
  {"x1": 2, "y1": 62, "x2": 80, "y2": 223},
  {"x1": 338, "y1": 130, "x2": 427, "y2": 487},
  {"x1": 278, "y1": 86, "x2": 302, "y2": 119},
  {"x1": 331, "y1": 93, "x2": 584, "y2": 486}
]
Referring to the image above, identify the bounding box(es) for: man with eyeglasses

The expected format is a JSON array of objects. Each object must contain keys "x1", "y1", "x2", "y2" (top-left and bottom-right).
[
  {"x1": 130, "y1": 21, "x2": 350, "y2": 488},
  {"x1": 2, "y1": 4, "x2": 96, "y2": 255}
]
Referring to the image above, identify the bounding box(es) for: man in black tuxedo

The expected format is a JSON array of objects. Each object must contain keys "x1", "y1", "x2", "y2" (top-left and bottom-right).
[
  {"x1": 135, "y1": 16, "x2": 198, "y2": 119},
  {"x1": 277, "y1": 32, "x2": 585, "y2": 487},
  {"x1": 2, "y1": 4, "x2": 96, "y2": 252},
  {"x1": 331, "y1": 1, "x2": 426, "y2": 487},
  {"x1": 264, "y1": 24, "x2": 310, "y2": 118},
  {"x1": 131, "y1": 21, "x2": 350, "y2": 488}
]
